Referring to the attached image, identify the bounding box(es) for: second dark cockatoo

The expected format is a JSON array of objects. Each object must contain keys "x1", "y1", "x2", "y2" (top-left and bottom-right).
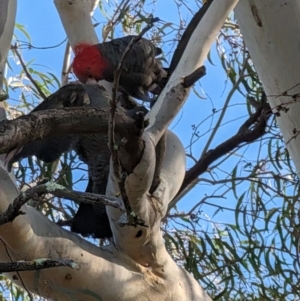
[
  {"x1": 7, "y1": 84, "x2": 147, "y2": 239},
  {"x1": 72, "y1": 36, "x2": 167, "y2": 101}
]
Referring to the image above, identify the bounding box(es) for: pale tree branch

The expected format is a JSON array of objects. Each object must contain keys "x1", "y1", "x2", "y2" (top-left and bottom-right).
[
  {"x1": 54, "y1": 0, "x2": 100, "y2": 48},
  {"x1": 0, "y1": 158, "x2": 157, "y2": 300},
  {"x1": 0, "y1": 0, "x2": 16, "y2": 175},
  {"x1": 104, "y1": 2, "x2": 239, "y2": 292},
  {"x1": 123, "y1": 0, "x2": 239, "y2": 215},
  {"x1": 0, "y1": 0, "x2": 16, "y2": 91},
  {"x1": 0, "y1": 158, "x2": 210, "y2": 301},
  {"x1": 109, "y1": 18, "x2": 159, "y2": 226}
]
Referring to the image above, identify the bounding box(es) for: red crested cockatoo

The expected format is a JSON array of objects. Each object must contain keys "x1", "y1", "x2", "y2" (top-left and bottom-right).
[{"x1": 72, "y1": 35, "x2": 167, "y2": 101}]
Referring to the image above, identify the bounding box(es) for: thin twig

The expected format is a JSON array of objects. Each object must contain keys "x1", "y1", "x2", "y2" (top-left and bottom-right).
[
  {"x1": 170, "y1": 93, "x2": 272, "y2": 208},
  {"x1": 109, "y1": 17, "x2": 159, "y2": 221},
  {"x1": 11, "y1": 45, "x2": 47, "y2": 99},
  {"x1": 16, "y1": 38, "x2": 67, "y2": 50},
  {"x1": 0, "y1": 258, "x2": 77, "y2": 273},
  {"x1": 61, "y1": 41, "x2": 72, "y2": 85},
  {"x1": 0, "y1": 182, "x2": 125, "y2": 225},
  {"x1": 102, "y1": 0, "x2": 131, "y2": 42},
  {"x1": 201, "y1": 62, "x2": 248, "y2": 156}
]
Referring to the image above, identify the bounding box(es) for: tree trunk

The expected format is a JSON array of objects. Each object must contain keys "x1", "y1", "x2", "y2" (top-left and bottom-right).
[
  {"x1": 0, "y1": 0, "x2": 16, "y2": 174},
  {"x1": 0, "y1": 0, "x2": 16, "y2": 90},
  {"x1": 235, "y1": 0, "x2": 300, "y2": 175}
]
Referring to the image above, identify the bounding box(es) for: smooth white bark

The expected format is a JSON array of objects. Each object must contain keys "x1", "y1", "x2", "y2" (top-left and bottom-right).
[
  {"x1": 0, "y1": 0, "x2": 17, "y2": 178},
  {"x1": 235, "y1": 0, "x2": 300, "y2": 175},
  {"x1": 106, "y1": 131, "x2": 186, "y2": 267},
  {"x1": 0, "y1": 140, "x2": 210, "y2": 301},
  {"x1": 54, "y1": 0, "x2": 100, "y2": 47},
  {"x1": 0, "y1": 164, "x2": 151, "y2": 301},
  {"x1": 0, "y1": 0, "x2": 16, "y2": 89}
]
